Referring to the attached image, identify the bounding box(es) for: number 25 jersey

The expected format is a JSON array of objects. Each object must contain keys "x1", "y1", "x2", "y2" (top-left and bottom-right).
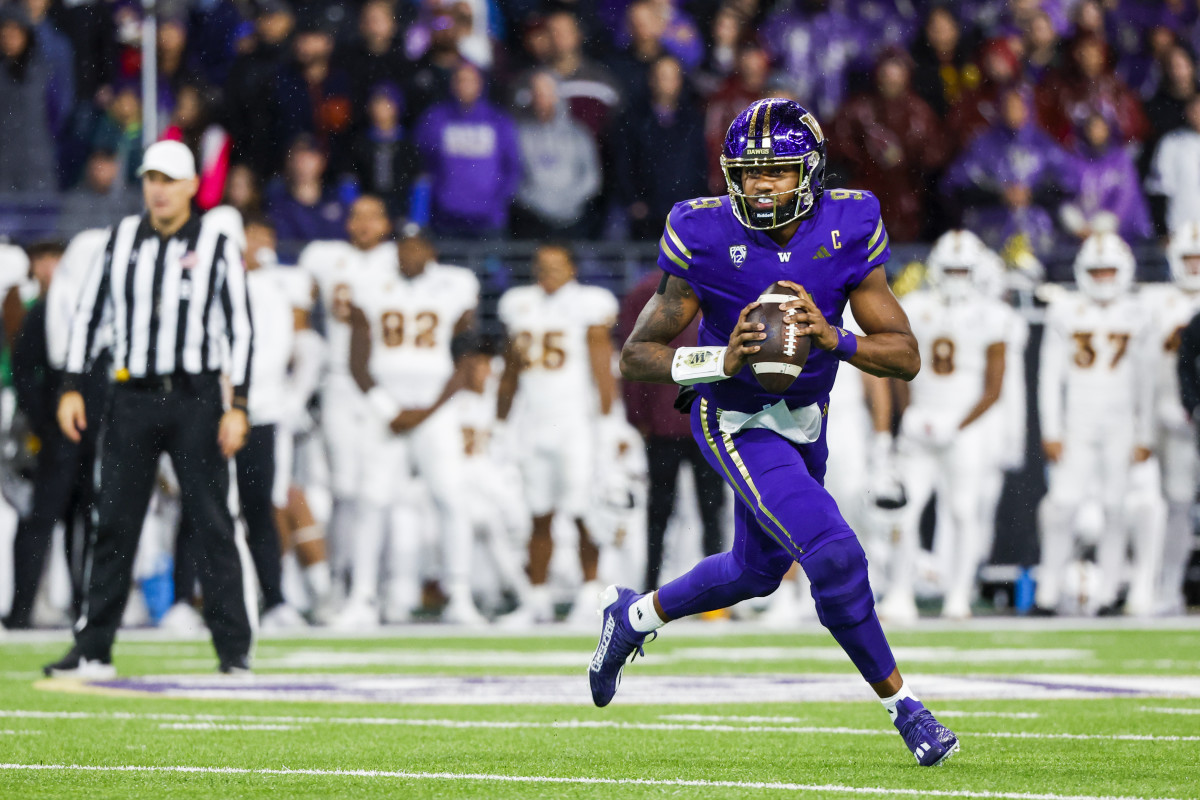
[{"x1": 498, "y1": 280, "x2": 617, "y2": 421}]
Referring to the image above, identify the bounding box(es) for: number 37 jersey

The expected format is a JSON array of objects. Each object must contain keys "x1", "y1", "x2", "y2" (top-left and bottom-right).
[
  {"x1": 498, "y1": 280, "x2": 618, "y2": 420},
  {"x1": 1038, "y1": 291, "x2": 1155, "y2": 444},
  {"x1": 354, "y1": 262, "x2": 480, "y2": 408}
]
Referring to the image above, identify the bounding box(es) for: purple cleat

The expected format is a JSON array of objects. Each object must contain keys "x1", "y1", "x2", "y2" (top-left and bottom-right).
[
  {"x1": 589, "y1": 585, "x2": 654, "y2": 707},
  {"x1": 892, "y1": 697, "x2": 960, "y2": 766}
]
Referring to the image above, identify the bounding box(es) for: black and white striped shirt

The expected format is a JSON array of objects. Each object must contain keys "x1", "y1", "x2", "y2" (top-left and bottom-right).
[{"x1": 65, "y1": 211, "x2": 254, "y2": 405}]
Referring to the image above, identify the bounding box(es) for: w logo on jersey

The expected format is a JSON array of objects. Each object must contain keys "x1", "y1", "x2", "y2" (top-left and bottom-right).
[
  {"x1": 778, "y1": 252, "x2": 793, "y2": 262},
  {"x1": 729, "y1": 245, "x2": 747, "y2": 267}
]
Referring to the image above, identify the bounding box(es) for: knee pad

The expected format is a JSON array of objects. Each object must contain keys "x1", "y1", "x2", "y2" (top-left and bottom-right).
[{"x1": 803, "y1": 537, "x2": 875, "y2": 631}]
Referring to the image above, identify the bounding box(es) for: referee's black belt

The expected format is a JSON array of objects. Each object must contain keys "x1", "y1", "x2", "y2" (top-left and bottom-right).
[{"x1": 114, "y1": 371, "x2": 220, "y2": 394}]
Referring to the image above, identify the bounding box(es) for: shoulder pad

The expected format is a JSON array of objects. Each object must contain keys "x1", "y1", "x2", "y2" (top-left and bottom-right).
[{"x1": 659, "y1": 198, "x2": 722, "y2": 274}]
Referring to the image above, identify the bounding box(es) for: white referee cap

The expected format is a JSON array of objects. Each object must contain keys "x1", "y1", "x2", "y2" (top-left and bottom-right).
[{"x1": 137, "y1": 140, "x2": 196, "y2": 180}]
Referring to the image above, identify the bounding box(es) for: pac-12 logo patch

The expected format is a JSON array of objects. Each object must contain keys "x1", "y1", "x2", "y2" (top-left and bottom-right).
[{"x1": 729, "y1": 245, "x2": 747, "y2": 267}]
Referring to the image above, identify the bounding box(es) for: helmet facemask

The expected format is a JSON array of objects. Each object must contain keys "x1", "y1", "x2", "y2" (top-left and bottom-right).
[
  {"x1": 722, "y1": 148, "x2": 824, "y2": 231},
  {"x1": 1073, "y1": 233, "x2": 1135, "y2": 303},
  {"x1": 1168, "y1": 221, "x2": 1200, "y2": 291}
]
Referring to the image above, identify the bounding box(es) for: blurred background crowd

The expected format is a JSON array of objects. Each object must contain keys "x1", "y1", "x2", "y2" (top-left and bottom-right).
[{"x1": 0, "y1": 0, "x2": 1198, "y2": 256}]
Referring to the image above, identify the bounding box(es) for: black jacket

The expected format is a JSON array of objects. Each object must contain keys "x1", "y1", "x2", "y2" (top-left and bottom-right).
[
  {"x1": 1179, "y1": 308, "x2": 1200, "y2": 423},
  {"x1": 11, "y1": 300, "x2": 56, "y2": 440}
]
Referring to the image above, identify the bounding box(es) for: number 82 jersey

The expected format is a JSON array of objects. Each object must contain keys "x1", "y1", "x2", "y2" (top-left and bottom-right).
[{"x1": 354, "y1": 262, "x2": 480, "y2": 408}]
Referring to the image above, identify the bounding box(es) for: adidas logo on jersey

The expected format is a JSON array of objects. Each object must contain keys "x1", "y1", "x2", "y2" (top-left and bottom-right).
[{"x1": 813, "y1": 246, "x2": 832, "y2": 259}]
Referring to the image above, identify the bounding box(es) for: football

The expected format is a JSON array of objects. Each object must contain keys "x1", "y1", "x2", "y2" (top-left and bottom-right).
[{"x1": 746, "y1": 281, "x2": 811, "y2": 393}]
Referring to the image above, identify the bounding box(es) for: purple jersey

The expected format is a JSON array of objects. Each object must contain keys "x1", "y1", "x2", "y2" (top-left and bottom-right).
[{"x1": 658, "y1": 191, "x2": 888, "y2": 415}]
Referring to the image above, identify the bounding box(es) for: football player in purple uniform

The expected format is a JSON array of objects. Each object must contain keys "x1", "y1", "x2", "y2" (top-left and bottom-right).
[{"x1": 589, "y1": 99, "x2": 960, "y2": 767}]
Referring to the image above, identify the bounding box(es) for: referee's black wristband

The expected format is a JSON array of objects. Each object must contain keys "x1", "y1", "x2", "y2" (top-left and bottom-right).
[
  {"x1": 61, "y1": 374, "x2": 82, "y2": 394},
  {"x1": 231, "y1": 397, "x2": 249, "y2": 413}
]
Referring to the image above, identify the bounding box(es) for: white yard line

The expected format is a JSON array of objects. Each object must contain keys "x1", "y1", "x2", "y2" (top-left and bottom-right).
[
  {"x1": 662, "y1": 712, "x2": 1043, "y2": 723},
  {"x1": 0, "y1": 763, "x2": 1186, "y2": 800},
  {"x1": 2, "y1": 709, "x2": 1197, "y2": 742},
  {"x1": 1137, "y1": 706, "x2": 1200, "y2": 715},
  {"x1": 159, "y1": 723, "x2": 302, "y2": 732}
]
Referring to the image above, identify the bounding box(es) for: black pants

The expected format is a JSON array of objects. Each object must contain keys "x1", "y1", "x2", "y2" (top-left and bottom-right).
[
  {"x1": 643, "y1": 436, "x2": 727, "y2": 590},
  {"x1": 176, "y1": 424, "x2": 284, "y2": 611},
  {"x1": 5, "y1": 427, "x2": 95, "y2": 627},
  {"x1": 76, "y1": 376, "x2": 250, "y2": 664}
]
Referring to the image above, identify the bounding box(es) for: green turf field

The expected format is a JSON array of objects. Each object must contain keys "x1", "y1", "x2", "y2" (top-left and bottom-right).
[{"x1": 1, "y1": 619, "x2": 1198, "y2": 799}]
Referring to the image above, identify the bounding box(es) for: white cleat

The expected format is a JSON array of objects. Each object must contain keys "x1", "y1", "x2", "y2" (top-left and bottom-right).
[
  {"x1": 497, "y1": 602, "x2": 554, "y2": 630},
  {"x1": 331, "y1": 600, "x2": 381, "y2": 631},
  {"x1": 442, "y1": 594, "x2": 488, "y2": 625},
  {"x1": 564, "y1": 581, "x2": 604, "y2": 627},
  {"x1": 158, "y1": 602, "x2": 207, "y2": 635},
  {"x1": 260, "y1": 603, "x2": 308, "y2": 632},
  {"x1": 877, "y1": 595, "x2": 919, "y2": 626}
]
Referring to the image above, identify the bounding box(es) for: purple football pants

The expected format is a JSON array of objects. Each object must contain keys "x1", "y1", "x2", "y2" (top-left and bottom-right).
[{"x1": 656, "y1": 397, "x2": 897, "y2": 684}]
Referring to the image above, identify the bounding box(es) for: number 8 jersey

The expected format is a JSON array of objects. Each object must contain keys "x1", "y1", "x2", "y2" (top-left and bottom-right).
[
  {"x1": 901, "y1": 288, "x2": 1010, "y2": 430},
  {"x1": 498, "y1": 279, "x2": 618, "y2": 421}
]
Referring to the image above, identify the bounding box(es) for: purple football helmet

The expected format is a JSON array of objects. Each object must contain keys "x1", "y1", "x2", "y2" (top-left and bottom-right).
[{"x1": 721, "y1": 98, "x2": 826, "y2": 230}]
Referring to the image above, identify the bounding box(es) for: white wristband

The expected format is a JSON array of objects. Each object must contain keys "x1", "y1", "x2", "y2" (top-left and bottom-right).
[
  {"x1": 671, "y1": 346, "x2": 729, "y2": 385},
  {"x1": 367, "y1": 386, "x2": 401, "y2": 422}
]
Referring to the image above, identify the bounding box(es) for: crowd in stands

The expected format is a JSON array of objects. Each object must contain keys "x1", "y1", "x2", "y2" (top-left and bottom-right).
[{"x1": 2, "y1": 0, "x2": 1200, "y2": 254}]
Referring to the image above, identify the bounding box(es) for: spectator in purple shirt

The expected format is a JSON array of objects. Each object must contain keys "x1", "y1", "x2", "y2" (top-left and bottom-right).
[
  {"x1": 1059, "y1": 113, "x2": 1153, "y2": 243},
  {"x1": 762, "y1": 0, "x2": 876, "y2": 121},
  {"x1": 941, "y1": 87, "x2": 1077, "y2": 260},
  {"x1": 265, "y1": 134, "x2": 349, "y2": 244},
  {"x1": 415, "y1": 62, "x2": 521, "y2": 238}
]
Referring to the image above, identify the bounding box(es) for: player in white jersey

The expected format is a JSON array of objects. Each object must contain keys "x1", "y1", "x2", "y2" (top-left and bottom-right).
[
  {"x1": 263, "y1": 243, "x2": 333, "y2": 624},
  {"x1": 496, "y1": 243, "x2": 618, "y2": 625},
  {"x1": 1036, "y1": 233, "x2": 1157, "y2": 614},
  {"x1": 299, "y1": 196, "x2": 395, "y2": 588},
  {"x1": 885, "y1": 231, "x2": 1008, "y2": 621},
  {"x1": 1144, "y1": 221, "x2": 1200, "y2": 614},
  {"x1": 441, "y1": 335, "x2": 531, "y2": 612},
  {"x1": 344, "y1": 228, "x2": 483, "y2": 626}
]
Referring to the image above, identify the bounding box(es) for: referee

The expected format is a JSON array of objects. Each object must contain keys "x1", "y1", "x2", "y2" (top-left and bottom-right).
[{"x1": 44, "y1": 140, "x2": 254, "y2": 677}]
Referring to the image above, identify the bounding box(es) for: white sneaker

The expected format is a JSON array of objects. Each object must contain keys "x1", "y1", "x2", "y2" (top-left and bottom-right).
[
  {"x1": 877, "y1": 594, "x2": 919, "y2": 625},
  {"x1": 759, "y1": 583, "x2": 817, "y2": 627},
  {"x1": 442, "y1": 593, "x2": 487, "y2": 625},
  {"x1": 332, "y1": 600, "x2": 380, "y2": 631},
  {"x1": 159, "y1": 602, "x2": 206, "y2": 635},
  {"x1": 260, "y1": 603, "x2": 308, "y2": 632},
  {"x1": 564, "y1": 581, "x2": 603, "y2": 627},
  {"x1": 43, "y1": 649, "x2": 117, "y2": 680},
  {"x1": 940, "y1": 599, "x2": 972, "y2": 621}
]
